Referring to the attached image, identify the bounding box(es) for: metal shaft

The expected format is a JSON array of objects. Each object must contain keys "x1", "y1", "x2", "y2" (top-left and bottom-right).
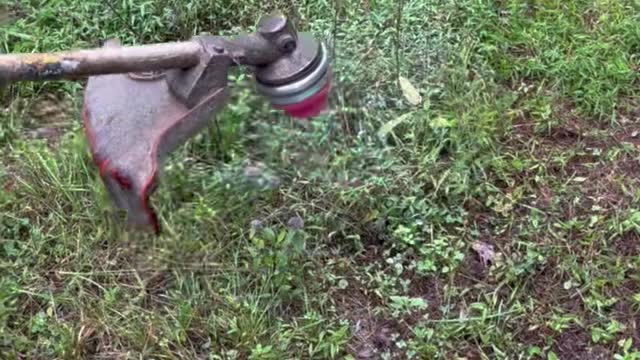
[{"x1": 0, "y1": 41, "x2": 202, "y2": 84}]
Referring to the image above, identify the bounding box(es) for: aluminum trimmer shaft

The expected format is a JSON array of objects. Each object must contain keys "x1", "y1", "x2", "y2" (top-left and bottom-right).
[{"x1": 0, "y1": 41, "x2": 202, "y2": 84}]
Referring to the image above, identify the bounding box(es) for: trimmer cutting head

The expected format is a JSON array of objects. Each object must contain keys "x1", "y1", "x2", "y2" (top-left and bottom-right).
[{"x1": 255, "y1": 33, "x2": 331, "y2": 118}]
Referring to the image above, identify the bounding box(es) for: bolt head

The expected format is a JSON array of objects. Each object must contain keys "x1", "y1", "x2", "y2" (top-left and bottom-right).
[{"x1": 278, "y1": 35, "x2": 297, "y2": 53}]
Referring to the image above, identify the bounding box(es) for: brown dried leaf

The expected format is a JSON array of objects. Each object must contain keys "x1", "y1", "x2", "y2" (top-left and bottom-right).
[{"x1": 471, "y1": 241, "x2": 496, "y2": 267}]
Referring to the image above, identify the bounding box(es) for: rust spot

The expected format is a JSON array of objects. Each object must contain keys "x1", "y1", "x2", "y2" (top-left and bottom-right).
[{"x1": 22, "y1": 54, "x2": 61, "y2": 68}]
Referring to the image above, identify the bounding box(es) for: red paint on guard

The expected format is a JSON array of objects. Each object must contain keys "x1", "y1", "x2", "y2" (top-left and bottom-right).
[
  {"x1": 274, "y1": 78, "x2": 330, "y2": 118},
  {"x1": 111, "y1": 169, "x2": 132, "y2": 190}
]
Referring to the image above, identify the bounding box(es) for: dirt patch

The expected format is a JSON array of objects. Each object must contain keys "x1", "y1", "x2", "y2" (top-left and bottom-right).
[
  {"x1": 505, "y1": 99, "x2": 609, "y2": 158},
  {"x1": 505, "y1": 102, "x2": 640, "y2": 227},
  {"x1": 450, "y1": 219, "x2": 499, "y2": 289},
  {"x1": 552, "y1": 327, "x2": 611, "y2": 360},
  {"x1": 611, "y1": 113, "x2": 640, "y2": 146},
  {"x1": 502, "y1": 100, "x2": 625, "y2": 218},
  {"x1": 75, "y1": 321, "x2": 102, "y2": 358},
  {"x1": 505, "y1": 110, "x2": 536, "y2": 149},
  {"x1": 533, "y1": 185, "x2": 555, "y2": 209},
  {"x1": 455, "y1": 248, "x2": 489, "y2": 289},
  {"x1": 607, "y1": 278, "x2": 640, "y2": 347},
  {"x1": 514, "y1": 323, "x2": 551, "y2": 350},
  {"x1": 553, "y1": 328, "x2": 589, "y2": 357},
  {"x1": 531, "y1": 260, "x2": 583, "y2": 313},
  {"x1": 334, "y1": 282, "x2": 396, "y2": 359},
  {"x1": 336, "y1": 246, "x2": 445, "y2": 359},
  {"x1": 141, "y1": 270, "x2": 173, "y2": 308},
  {"x1": 559, "y1": 156, "x2": 640, "y2": 229},
  {"x1": 611, "y1": 231, "x2": 640, "y2": 257},
  {"x1": 617, "y1": 155, "x2": 640, "y2": 176},
  {"x1": 44, "y1": 269, "x2": 65, "y2": 294},
  {"x1": 518, "y1": 261, "x2": 622, "y2": 359},
  {"x1": 406, "y1": 273, "x2": 443, "y2": 321},
  {"x1": 546, "y1": 120, "x2": 585, "y2": 145},
  {"x1": 368, "y1": 221, "x2": 391, "y2": 248},
  {"x1": 2, "y1": 169, "x2": 16, "y2": 192}
]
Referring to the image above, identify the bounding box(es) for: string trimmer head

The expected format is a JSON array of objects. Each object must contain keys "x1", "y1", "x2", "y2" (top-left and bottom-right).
[{"x1": 0, "y1": 13, "x2": 330, "y2": 233}]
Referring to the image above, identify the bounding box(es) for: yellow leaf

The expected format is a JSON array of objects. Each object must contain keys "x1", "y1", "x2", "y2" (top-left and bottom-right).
[
  {"x1": 377, "y1": 112, "x2": 413, "y2": 140},
  {"x1": 399, "y1": 76, "x2": 422, "y2": 106}
]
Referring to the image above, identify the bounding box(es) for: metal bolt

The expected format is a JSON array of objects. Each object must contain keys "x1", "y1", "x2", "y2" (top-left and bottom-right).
[{"x1": 278, "y1": 35, "x2": 297, "y2": 53}]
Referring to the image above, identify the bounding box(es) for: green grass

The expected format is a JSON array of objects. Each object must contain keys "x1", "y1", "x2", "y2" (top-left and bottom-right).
[{"x1": 2, "y1": 0, "x2": 640, "y2": 358}]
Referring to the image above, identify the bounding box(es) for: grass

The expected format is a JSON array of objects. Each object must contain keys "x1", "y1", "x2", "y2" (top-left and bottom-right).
[{"x1": 2, "y1": 0, "x2": 640, "y2": 358}]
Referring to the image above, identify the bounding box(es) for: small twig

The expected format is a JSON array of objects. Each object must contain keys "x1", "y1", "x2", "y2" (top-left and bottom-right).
[
  {"x1": 423, "y1": 309, "x2": 523, "y2": 324},
  {"x1": 394, "y1": 0, "x2": 406, "y2": 85},
  {"x1": 213, "y1": 116, "x2": 224, "y2": 160},
  {"x1": 331, "y1": 0, "x2": 341, "y2": 61},
  {"x1": 72, "y1": 274, "x2": 107, "y2": 292},
  {"x1": 103, "y1": 0, "x2": 139, "y2": 41}
]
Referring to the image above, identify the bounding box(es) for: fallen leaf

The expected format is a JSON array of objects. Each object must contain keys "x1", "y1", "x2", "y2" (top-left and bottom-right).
[
  {"x1": 377, "y1": 112, "x2": 412, "y2": 140},
  {"x1": 399, "y1": 76, "x2": 422, "y2": 106},
  {"x1": 472, "y1": 241, "x2": 496, "y2": 267}
]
